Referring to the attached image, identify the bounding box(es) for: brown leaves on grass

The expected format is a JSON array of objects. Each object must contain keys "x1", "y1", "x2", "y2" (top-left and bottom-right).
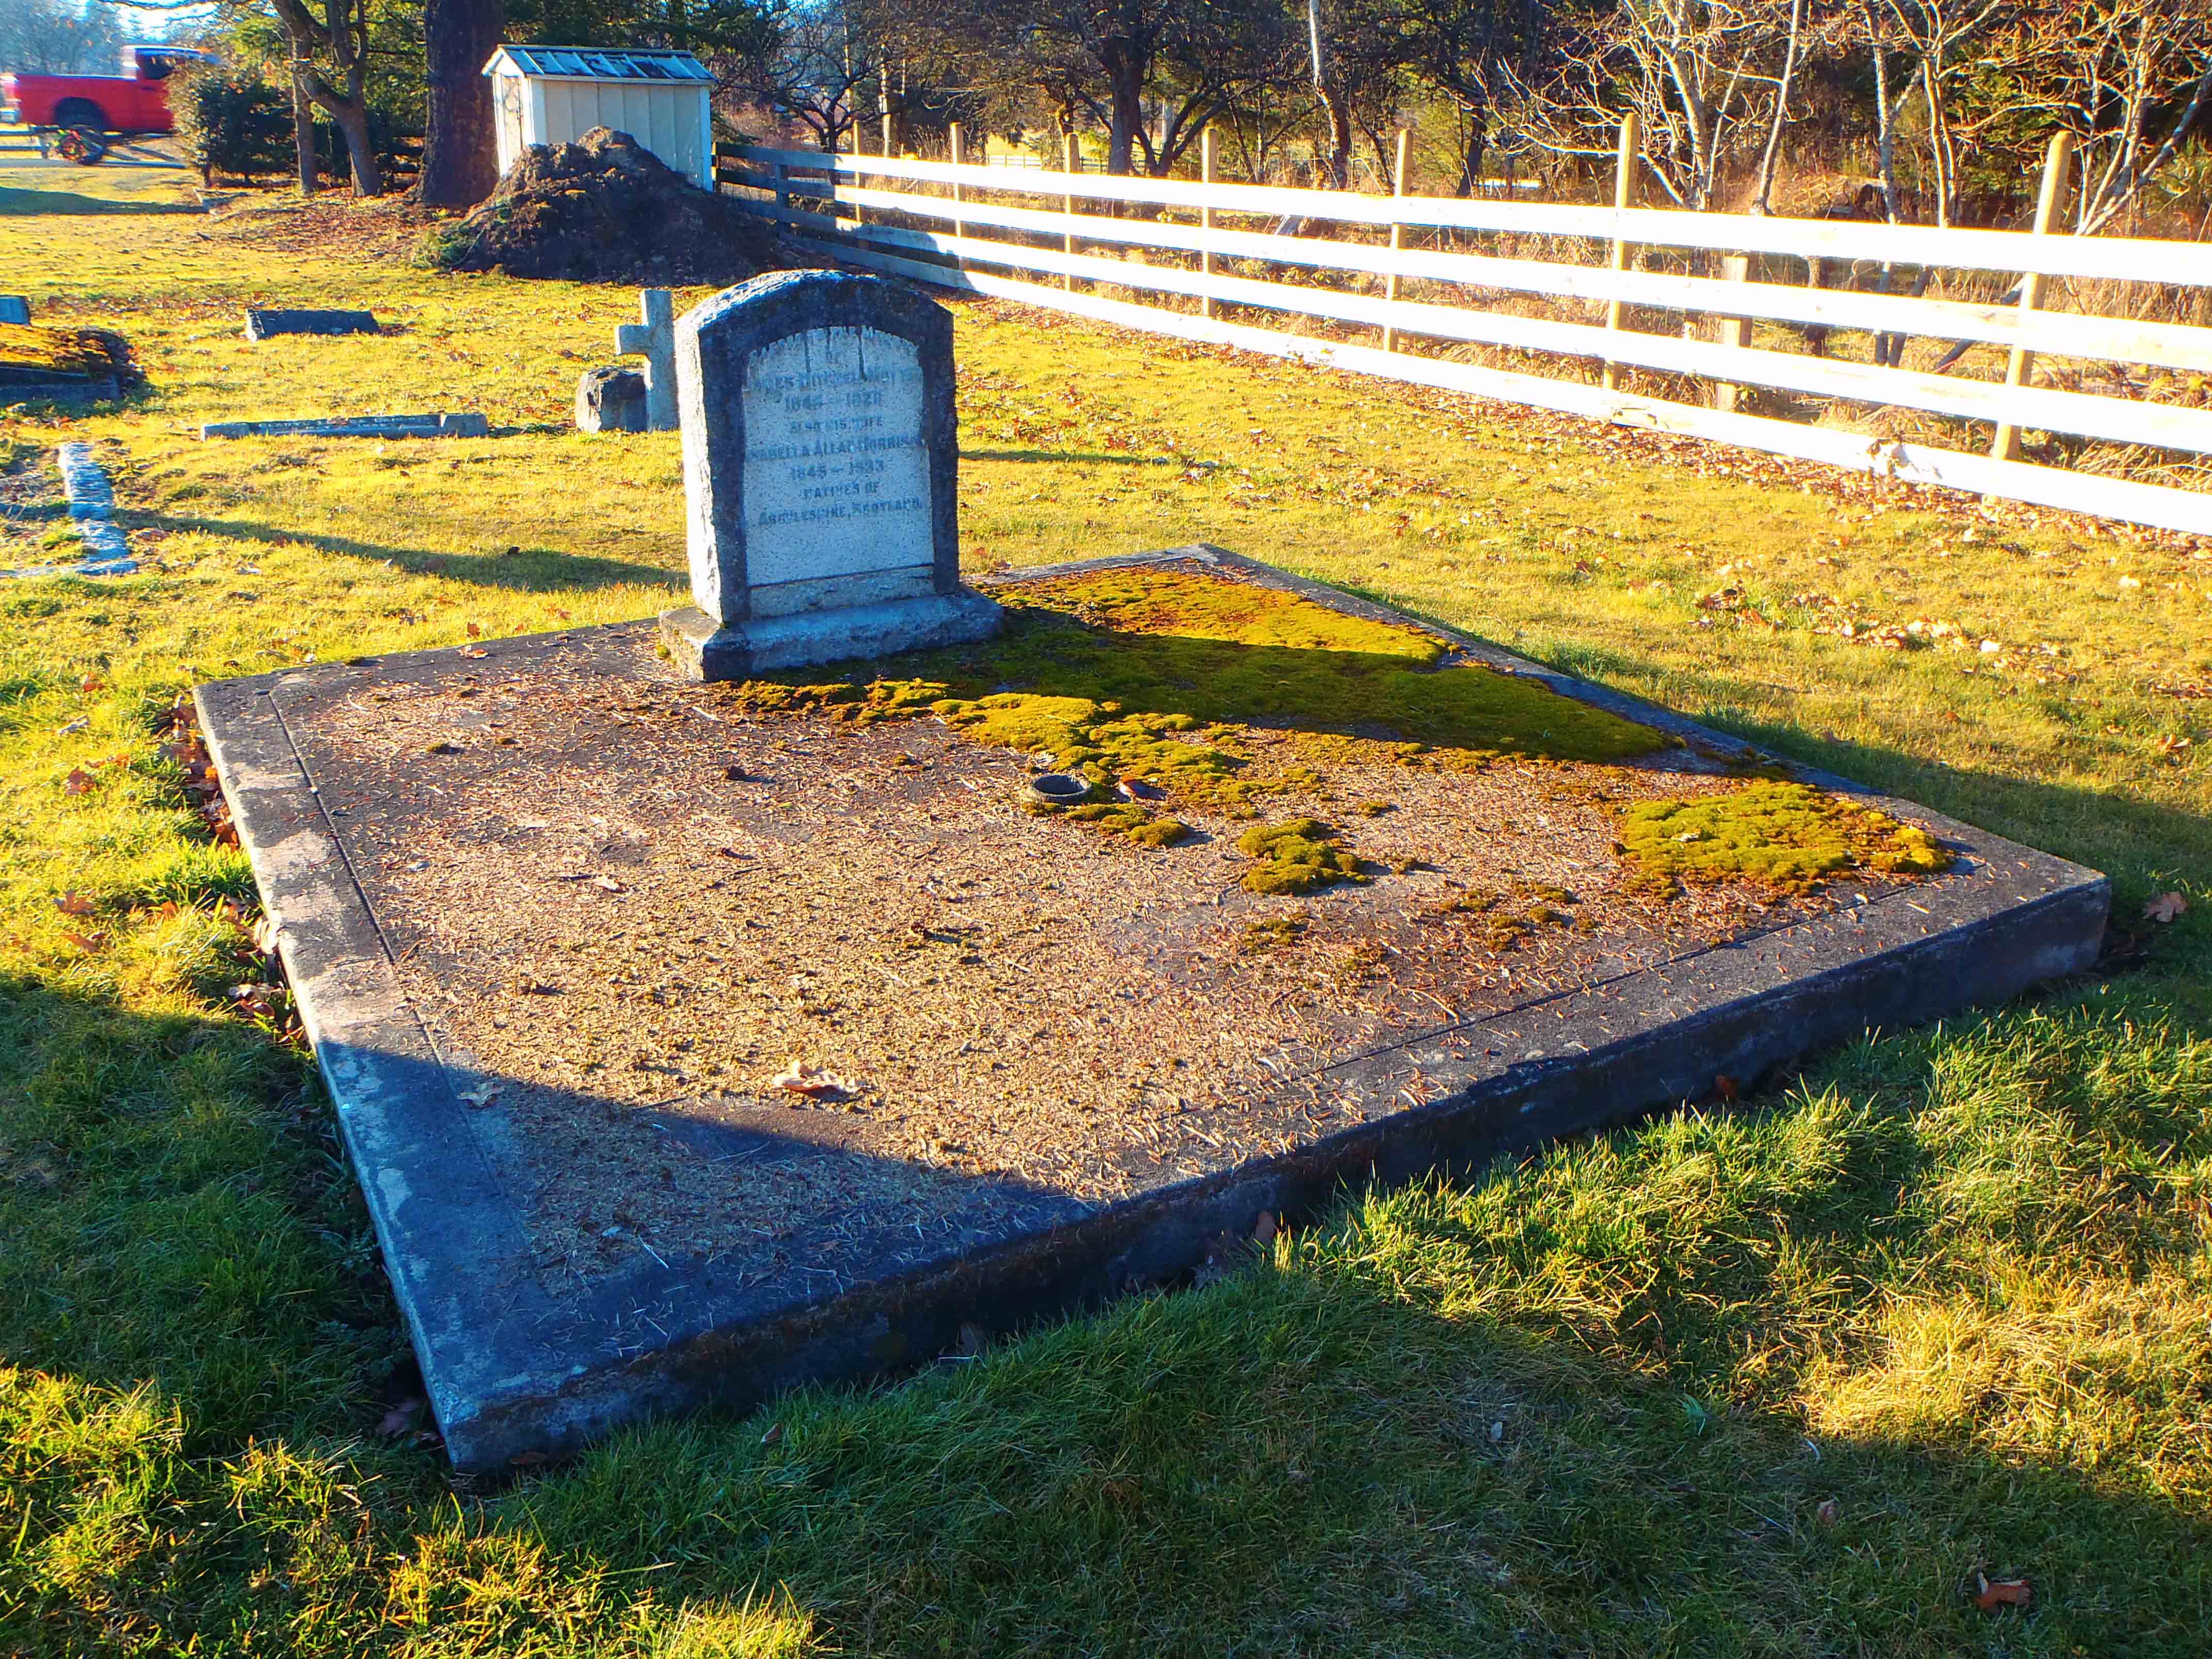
[
  {"x1": 62, "y1": 769, "x2": 92, "y2": 795},
  {"x1": 53, "y1": 892, "x2": 95, "y2": 917},
  {"x1": 2144, "y1": 891, "x2": 2189, "y2": 924},
  {"x1": 1970, "y1": 1573, "x2": 2032, "y2": 1613},
  {"x1": 771, "y1": 1062, "x2": 858, "y2": 1102}
]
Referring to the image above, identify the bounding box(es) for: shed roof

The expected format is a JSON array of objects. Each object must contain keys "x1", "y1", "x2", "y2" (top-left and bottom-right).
[{"x1": 482, "y1": 45, "x2": 714, "y2": 84}]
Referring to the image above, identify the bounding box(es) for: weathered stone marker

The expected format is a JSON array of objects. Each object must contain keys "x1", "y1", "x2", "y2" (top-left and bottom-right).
[
  {"x1": 0, "y1": 297, "x2": 29, "y2": 326},
  {"x1": 613, "y1": 289, "x2": 677, "y2": 432},
  {"x1": 659, "y1": 270, "x2": 1001, "y2": 679},
  {"x1": 243, "y1": 307, "x2": 379, "y2": 341},
  {"x1": 575, "y1": 366, "x2": 648, "y2": 434}
]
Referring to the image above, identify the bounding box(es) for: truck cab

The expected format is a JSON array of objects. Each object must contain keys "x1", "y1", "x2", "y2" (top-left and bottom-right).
[{"x1": 0, "y1": 44, "x2": 218, "y2": 160}]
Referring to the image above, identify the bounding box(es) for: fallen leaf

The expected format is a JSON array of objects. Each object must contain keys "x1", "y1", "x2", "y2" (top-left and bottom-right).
[
  {"x1": 1252, "y1": 1210, "x2": 1278, "y2": 1245},
  {"x1": 759, "y1": 1422, "x2": 785, "y2": 1447},
  {"x1": 79, "y1": 673, "x2": 103, "y2": 693},
  {"x1": 460, "y1": 646, "x2": 487, "y2": 659},
  {"x1": 375, "y1": 1396, "x2": 425, "y2": 1438},
  {"x1": 1970, "y1": 1573, "x2": 2031, "y2": 1612},
  {"x1": 1714, "y1": 1073, "x2": 1740, "y2": 1102},
  {"x1": 771, "y1": 1061, "x2": 858, "y2": 1101},
  {"x1": 53, "y1": 892, "x2": 95, "y2": 917},
  {"x1": 466, "y1": 621, "x2": 483, "y2": 638},
  {"x1": 2144, "y1": 892, "x2": 2188, "y2": 924},
  {"x1": 1815, "y1": 1498, "x2": 1839, "y2": 1526},
  {"x1": 507, "y1": 1449, "x2": 548, "y2": 1467},
  {"x1": 62, "y1": 769, "x2": 93, "y2": 795},
  {"x1": 456, "y1": 1083, "x2": 502, "y2": 1109},
  {"x1": 60, "y1": 931, "x2": 108, "y2": 953}
]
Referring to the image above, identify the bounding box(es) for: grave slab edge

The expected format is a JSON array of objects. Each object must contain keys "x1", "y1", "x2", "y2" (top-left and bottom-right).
[{"x1": 193, "y1": 557, "x2": 2112, "y2": 1471}]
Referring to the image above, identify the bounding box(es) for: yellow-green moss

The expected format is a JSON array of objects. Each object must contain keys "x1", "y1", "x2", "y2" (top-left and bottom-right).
[
  {"x1": 1241, "y1": 911, "x2": 1309, "y2": 951},
  {"x1": 724, "y1": 568, "x2": 1664, "y2": 823},
  {"x1": 1616, "y1": 780, "x2": 1950, "y2": 896},
  {"x1": 1235, "y1": 819, "x2": 1367, "y2": 896},
  {"x1": 1065, "y1": 800, "x2": 1191, "y2": 847}
]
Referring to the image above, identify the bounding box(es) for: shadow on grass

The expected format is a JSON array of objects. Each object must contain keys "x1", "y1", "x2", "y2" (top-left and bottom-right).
[
  {"x1": 6, "y1": 860, "x2": 2212, "y2": 1649},
  {"x1": 0, "y1": 184, "x2": 201, "y2": 216},
  {"x1": 131, "y1": 510, "x2": 684, "y2": 593},
  {"x1": 962, "y1": 448, "x2": 1179, "y2": 466}
]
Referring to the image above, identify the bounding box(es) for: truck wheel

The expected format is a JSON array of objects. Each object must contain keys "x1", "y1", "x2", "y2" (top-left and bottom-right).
[{"x1": 55, "y1": 126, "x2": 110, "y2": 165}]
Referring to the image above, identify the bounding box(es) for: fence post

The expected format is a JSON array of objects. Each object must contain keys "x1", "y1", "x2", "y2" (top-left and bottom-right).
[
  {"x1": 948, "y1": 122, "x2": 965, "y2": 273},
  {"x1": 1063, "y1": 132, "x2": 1079, "y2": 292},
  {"x1": 1382, "y1": 127, "x2": 1411, "y2": 352},
  {"x1": 1200, "y1": 127, "x2": 1218, "y2": 320},
  {"x1": 773, "y1": 158, "x2": 790, "y2": 216},
  {"x1": 1602, "y1": 113, "x2": 1641, "y2": 393},
  {"x1": 1991, "y1": 132, "x2": 2076, "y2": 464},
  {"x1": 1715, "y1": 253, "x2": 1752, "y2": 411}
]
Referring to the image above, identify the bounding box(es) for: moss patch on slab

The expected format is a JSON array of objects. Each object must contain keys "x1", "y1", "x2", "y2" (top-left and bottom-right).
[
  {"x1": 726, "y1": 567, "x2": 1664, "y2": 817},
  {"x1": 1617, "y1": 780, "x2": 1950, "y2": 896},
  {"x1": 1235, "y1": 819, "x2": 1367, "y2": 896}
]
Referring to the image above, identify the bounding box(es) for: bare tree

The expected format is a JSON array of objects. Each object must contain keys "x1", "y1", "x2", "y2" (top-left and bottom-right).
[
  {"x1": 2034, "y1": 0, "x2": 2212, "y2": 234},
  {"x1": 267, "y1": 0, "x2": 380, "y2": 194}
]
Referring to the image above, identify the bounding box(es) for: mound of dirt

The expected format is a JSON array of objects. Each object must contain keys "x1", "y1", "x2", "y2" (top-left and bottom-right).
[{"x1": 432, "y1": 126, "x2": 780, "y2": 285}]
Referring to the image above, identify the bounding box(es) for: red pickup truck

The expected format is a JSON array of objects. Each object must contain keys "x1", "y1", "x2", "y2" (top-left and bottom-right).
[{"x1": 1, "y1": 44, "x2": 218, "y2": 161}]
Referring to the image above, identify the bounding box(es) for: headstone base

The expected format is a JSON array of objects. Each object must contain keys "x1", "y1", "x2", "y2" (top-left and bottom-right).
[{"x1": 659, "y1": 590, "x2": 1003, "y2": 680}]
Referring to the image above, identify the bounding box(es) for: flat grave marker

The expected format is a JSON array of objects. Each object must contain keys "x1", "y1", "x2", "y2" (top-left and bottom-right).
[
  {"x1": 243, "y1": 307, "x2": 380, "y2": 341},
  {"x1": 200, "y1": 413, "x2": 489, "y2": 441},
  {"x1": 659, "y1": 269, "x2": 1001, "y2": 677},
  {"x1": 0, "y1": 297, "x2": 29, "y2": 326},
  {"x1": 196, "y1": 545, "x2": 2107, "y2": 1471}
]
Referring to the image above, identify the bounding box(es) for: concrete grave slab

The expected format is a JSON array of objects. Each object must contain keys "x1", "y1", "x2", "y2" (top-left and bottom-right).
[
  {"x1": 243, "y1": 307, "x2": 380, "y2": 341},
  {"x1": 199, "y1": 413, "x2": 489, "y2": 441},
  {"x1": 0, "y1": 297, "x2": 29, "y2": 326},
  {"x1": 659, "y1": 270, "x2": 1000, "y2": 678},
  {"x1": 197, "y1": 546, "x2": 2107, "y2": 1472}
]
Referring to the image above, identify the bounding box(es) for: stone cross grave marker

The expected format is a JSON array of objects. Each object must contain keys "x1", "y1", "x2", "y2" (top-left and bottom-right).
[
  {"x1": 659, "y1": 270, "x2": 1002, "y2": 680},
  {"x1": 614, "y1": 289, "x2": 677, "y2": 432}
]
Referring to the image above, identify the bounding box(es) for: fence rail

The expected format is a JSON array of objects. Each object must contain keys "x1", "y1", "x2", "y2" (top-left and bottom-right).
[{"x1": 720, "y1": 141, "x2": 2212, "y2": 535}]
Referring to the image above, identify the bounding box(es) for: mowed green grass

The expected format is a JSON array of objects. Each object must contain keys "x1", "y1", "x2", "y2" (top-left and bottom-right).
[{"x1": 3, "y1": 162, "x2": 2210, "y2": 1656}]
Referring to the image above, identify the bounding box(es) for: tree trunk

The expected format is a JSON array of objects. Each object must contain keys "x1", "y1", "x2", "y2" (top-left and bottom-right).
[
  {"x1": 1458, "y1": 111, "x2": 1486, "y2": 197},
  {"x1": 420, "y1": 0, "x2": 505, "y2": 205},
  {"x1": 329, "y1": 94, "x2": 380, "y2": 196},
  {"x1": 287, "y1": 34, "x2": 317, "y2": 194},
  {"x1": 1104, "y1": 44, "x2": 1143, "y2": 175}
]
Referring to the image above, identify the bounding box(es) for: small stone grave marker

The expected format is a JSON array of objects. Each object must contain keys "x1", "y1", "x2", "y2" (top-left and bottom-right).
[
  {"x1": 659, "y1": 270, "x2": 1001, "y2": 679},
  {"x1": 243, "y1": 307, "x2": 380, "y2": 341},
  {"x1": 613, "y1": 289, "x2": 677, "y2": 431},
  {"x1": 575, "y1": 366, "x2": 647, "y2": 434},
  {"x1": 0, "y1": 297, "x2": 29, "y2": 326}
]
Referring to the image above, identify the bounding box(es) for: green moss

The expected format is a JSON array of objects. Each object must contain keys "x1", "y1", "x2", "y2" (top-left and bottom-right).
[
  {"x1": 1065, "y1": 800, "x2": 1191, "y2": 847},
  {"x1": 1241, "y1": 911, "x2": 1309, "y2": 951},
  {"x1": 1616, "y1": 780, "x2": 1950, "y2": 896},
  {"x1": 1235, "y1": 818, "x2": 1367, "y2": 896},
  {"x1": 725, "y1": 569, "x2": 1663, "y2": 825}
]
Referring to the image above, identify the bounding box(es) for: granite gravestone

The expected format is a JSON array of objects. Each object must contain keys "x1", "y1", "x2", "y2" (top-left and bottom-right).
[
  {"x1": 0, "y1": 297, "x2": 30, "y2": 326},
  {"x1": 659, "y1": 271, "x2": 1001, "y2": 679},
  {"x1": 575, "y1": 365, "x2": 648, "y2": 434}
]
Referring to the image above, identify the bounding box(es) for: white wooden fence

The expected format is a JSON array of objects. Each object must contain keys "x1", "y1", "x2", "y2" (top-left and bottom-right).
[{"x1": 718, "y1": 137, "x2": 2212, "y2": 536}]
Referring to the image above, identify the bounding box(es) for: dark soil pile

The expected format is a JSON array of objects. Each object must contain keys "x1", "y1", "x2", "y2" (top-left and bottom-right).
[{"x1": 431, "y1": 126, "x2": 780, "y2": 284}]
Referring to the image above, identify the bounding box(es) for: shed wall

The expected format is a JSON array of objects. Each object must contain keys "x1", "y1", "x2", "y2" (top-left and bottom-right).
[{"x1": 535, "y1": 80, "x2": 709, "y2": 187}]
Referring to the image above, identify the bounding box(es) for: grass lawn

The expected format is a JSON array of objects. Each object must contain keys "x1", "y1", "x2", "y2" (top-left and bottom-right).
[{"x1": 4, "y1": 160, "x2": 2210, "y2": 1656}]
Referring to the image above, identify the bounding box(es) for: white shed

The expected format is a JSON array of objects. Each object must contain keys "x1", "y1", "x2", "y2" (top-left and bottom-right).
[{"x1": 482, "y1": 45, "x2": 717, "y2": 190}]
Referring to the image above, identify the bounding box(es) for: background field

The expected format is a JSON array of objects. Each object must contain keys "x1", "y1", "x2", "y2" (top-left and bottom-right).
[{"x1": 3, "y1": 161, "x2": 2210, "y2": 1655}]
